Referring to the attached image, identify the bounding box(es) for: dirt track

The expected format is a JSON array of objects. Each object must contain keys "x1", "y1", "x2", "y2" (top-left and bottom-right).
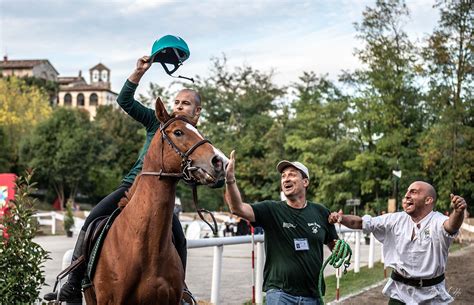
[{"x1": 337, "y1": 243, "x2": 474, "y2": 305}]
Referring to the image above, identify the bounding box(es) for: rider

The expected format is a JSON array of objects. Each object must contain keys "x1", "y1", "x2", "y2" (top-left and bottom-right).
[{"x1": 45, "y1": 38, "x2": 201, "y2": 303}]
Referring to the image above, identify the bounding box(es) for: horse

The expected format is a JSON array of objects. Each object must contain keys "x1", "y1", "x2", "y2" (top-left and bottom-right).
[{"x1": 83, "y1": 97, "x2": 227, "y2": 305}]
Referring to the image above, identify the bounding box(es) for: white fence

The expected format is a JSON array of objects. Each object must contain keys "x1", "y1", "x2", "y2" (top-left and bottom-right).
[
  {"x1": 61, "y1": 227, "x2": 382, "y2": 305},
  {"x1": 33, "y1": 212, "x2": 59, "y2": 235}
]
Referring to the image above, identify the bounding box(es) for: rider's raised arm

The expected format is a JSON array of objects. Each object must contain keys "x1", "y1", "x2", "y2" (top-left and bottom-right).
[
  {"x1": 224, "y1": 151, "x2": 256, "y2": 222},
  {"x1": 117, "y1": 56, "x2": 157, "y2": 129}
]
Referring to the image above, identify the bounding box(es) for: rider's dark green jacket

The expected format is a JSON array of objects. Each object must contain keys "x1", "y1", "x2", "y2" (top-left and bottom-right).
[{"x1": 118, "y1": 80, "x2": 160, "y2": 185}]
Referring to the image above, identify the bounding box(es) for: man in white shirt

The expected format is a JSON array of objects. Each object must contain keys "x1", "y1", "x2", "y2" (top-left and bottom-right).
[{"x1": 328, "y1": 181, "x2": 467, "y2": 305}]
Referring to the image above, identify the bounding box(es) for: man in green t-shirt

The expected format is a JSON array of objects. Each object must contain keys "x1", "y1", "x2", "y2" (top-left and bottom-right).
[{"x1": 224, "y1": 151, "x2": 338, "y2": 304}]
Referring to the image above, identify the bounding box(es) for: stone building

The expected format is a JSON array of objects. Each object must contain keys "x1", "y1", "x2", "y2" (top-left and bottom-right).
[
  {"x1": 57, "y1": 63, "x2": 118, "y2": 119},
  {"x1": 0, "y1": 56, "x2": 59, "y2": 82}
]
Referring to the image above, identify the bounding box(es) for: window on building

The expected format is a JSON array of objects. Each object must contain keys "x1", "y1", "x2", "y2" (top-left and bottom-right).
[
  {"x1": 64, "y1": 93, "x2": 72, "y2": 106},
  {"x1": 77, "y1": 93, "x2": 85, "y2": 106},
  {"x1": 92, "y1": 70, "x2": 99, "y2": 82},
  {"x1": 101, "y1": 70, "x2": 108, "y2": 82},
  {"x1": 90, "y1": 93, "x2": 98, "y2": 106}
]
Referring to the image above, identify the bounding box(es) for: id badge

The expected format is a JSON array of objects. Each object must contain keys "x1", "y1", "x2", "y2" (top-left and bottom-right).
[{"x1": 294, "y1": 238, "x2": 309, "y2": 251}]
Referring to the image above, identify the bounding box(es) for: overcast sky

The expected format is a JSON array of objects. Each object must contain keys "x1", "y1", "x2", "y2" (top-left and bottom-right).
[{"x1": 1, "y1": 0, "x2": 440, "y2": 95}]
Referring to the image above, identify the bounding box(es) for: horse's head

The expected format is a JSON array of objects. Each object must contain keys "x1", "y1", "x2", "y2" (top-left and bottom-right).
[{"x1": 144, "y1": 97, "x2": 227, "y2": 186}]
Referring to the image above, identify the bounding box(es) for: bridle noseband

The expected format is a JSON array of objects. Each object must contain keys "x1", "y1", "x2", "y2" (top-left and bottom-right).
[{"x1": 141, "y1": 116, "x2": 211, "y2": 182}]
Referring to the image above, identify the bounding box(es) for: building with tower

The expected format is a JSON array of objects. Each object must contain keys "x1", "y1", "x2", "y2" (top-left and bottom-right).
[{"x1": 57, "y1": 63, "x2": 118, "y2": 119}]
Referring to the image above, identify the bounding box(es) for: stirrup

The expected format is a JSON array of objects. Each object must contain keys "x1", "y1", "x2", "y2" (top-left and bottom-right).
[{"x1": 181, "y1": 287, "x2": 197, "y2": 305}]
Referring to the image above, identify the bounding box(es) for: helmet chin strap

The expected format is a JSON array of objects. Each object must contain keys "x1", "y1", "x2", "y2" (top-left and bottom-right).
[{"x1": 171, "y1": 74, "x2": 194, "y2": 83}]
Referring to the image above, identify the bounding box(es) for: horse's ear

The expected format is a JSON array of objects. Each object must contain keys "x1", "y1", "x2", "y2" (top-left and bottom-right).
[{"x1": 155, "y1": 97, "x2": 171, "y2": 123}]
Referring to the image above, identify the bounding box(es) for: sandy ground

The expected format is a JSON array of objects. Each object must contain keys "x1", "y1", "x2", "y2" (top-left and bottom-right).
[{"x1": 335, "y1": 243, "x2": 474, "y2": 305}]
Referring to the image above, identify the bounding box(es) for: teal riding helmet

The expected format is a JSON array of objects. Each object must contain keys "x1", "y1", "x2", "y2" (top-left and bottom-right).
[{"x1": 150, "y1": 35, "x2": 190, "y2": 75}]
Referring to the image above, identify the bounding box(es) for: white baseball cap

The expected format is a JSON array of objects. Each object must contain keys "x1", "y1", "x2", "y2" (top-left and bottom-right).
[{"x1": 276, "y1": 160, "x2": 309, "y2": 179}]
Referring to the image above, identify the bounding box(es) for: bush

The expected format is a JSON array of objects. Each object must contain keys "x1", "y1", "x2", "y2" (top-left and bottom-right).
[
  {"x1": 64, "y1": 199, "x2": 75, "y2": 233},
  {"x1": 0, "y1": 170, "x2": 50, "y2": 303}
]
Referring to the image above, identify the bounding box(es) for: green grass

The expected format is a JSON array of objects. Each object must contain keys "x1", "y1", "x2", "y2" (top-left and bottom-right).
[
  {"x1": 322, "y1": 262, "x2": 387, "y2": 303},
  {"x1": 449, "y1": 241, "x2": 468, "y2": 253}
]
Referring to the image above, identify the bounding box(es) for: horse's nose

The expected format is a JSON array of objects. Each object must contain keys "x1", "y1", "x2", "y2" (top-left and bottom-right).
[
  {"x1": 211, "y1": 148, "x2": 229, "y2": 172},
  {"x1": 212, "y1": 155, "x2": 225, "y2": 172}
]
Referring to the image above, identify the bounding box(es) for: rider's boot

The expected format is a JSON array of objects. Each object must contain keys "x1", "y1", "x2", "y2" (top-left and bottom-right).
[{"x1": 43, "y1": 230, "x2": 86, "y2": 303}]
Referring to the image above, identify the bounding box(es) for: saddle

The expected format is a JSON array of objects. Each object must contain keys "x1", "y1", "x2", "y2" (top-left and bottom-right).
[{"x1": 49, "y1": 209, "x2": 121, "y2": 296}]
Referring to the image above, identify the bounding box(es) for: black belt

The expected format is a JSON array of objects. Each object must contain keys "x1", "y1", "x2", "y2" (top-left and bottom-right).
[{"x1": 391, "y1": 271, "x2": 445, "y2": 288}]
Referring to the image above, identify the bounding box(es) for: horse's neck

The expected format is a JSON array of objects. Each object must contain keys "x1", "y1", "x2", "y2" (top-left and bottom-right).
[{"x1": 127, "y1": 176, "x2": 177, "y2": 249}]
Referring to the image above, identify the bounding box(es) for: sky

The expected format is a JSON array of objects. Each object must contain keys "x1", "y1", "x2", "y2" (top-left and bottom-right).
[{"x1": 1, "y1": 0, "x2": 440, "y2": 96}]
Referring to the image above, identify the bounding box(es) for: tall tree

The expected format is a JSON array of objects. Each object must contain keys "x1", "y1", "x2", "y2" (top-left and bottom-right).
[
  {"x1": 0, "y1": 77, "x2": 52, "y2": 172},
  {"x1": 341, "y1": 0, "x2": 424, "y2": 212},
  {"x1": 85, "y1": 105, "x2": 144, "y2": 200},
  {"x1": 20, "y1": 108, "x2": 99, "y2": 208},
  {"x1": 419, "y1": 0, "x2": 474, "y2": 210},
  {"x1": 286, "y1": 72, "x2": 357, "y2": 211}
]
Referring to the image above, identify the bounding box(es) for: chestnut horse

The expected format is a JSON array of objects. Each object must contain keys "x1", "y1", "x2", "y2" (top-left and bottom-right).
[{"x1": 84, "y1": 98, "x2": 227, "y2": 305}]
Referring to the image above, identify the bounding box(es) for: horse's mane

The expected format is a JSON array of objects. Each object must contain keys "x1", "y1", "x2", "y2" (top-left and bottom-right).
[{"x1": 118, "y1": 175, "x2": 141, "y2": 209}]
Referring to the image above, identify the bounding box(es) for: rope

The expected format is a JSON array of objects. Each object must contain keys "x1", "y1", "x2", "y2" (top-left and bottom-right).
[{"x1": 318, "y1": 239, "x2": 352, "y2": 305}]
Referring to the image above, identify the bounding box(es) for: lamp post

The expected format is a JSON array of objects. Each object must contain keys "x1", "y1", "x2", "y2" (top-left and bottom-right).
[{"x1": 392, "y1": 169, "x2": 402, "y2": 211}]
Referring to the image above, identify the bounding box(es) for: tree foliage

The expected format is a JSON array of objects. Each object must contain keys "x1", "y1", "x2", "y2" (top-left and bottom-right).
[
  {"x1": 0, "y1": 77, "x2": 52, "y2": 172},
  {"x1": 20, "y1": 108, "x2": 99, "y2": 207},
  {"x1": 418, "y1": 0, "x2": 474, "y2": 210}
]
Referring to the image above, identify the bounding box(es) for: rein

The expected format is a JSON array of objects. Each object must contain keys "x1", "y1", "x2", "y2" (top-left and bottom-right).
[{"x1": 140, "y1": 116, "x2": 219, "y2": 236}]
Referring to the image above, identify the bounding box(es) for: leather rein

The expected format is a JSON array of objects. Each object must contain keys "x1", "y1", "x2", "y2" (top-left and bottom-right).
[{"x1": 140, "y1": 116, "x2": 219, "y2": 236}]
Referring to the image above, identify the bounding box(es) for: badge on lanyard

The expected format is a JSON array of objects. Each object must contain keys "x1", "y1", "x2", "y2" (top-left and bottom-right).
[{"x1": 294, "y1": 238, "x2": 309, "y2": 251}]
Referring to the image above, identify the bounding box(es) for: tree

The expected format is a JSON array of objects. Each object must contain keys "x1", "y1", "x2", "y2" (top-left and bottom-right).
[
  {"x1": 138, "y1": 82, "x2": 172, "y2": 108},
  {"x1": 20, "y1": 108, "x2": 99, "y2": 208},
  {"x1": 0, "y1": 171, "x2": 50, "y2": 303},
  {"x1": 341, "y1": 0, "x2": 424, "y2": 212},
  {"x1": 87, "y1": 105, "x2": 144, "y2": 199},
  {"x1": 0, "y1": 77, "x2": 52, "y2": 172},
  {"x1": 419, "y1": 0, "x2": 474, "y2": 210},
  {"x1": 286, "y1": 72, "x2": 358, "y2": 211}
]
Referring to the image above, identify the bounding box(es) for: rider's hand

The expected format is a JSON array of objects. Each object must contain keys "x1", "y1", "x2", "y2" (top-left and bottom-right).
[{"x1": 136, "y1": 55, "x2": 152, "y2": 74}]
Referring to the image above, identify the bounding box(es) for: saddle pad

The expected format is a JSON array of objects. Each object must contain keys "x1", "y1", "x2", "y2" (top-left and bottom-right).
[{"x1": 83, "y1": 208, "x2": 121, "y2": 288}]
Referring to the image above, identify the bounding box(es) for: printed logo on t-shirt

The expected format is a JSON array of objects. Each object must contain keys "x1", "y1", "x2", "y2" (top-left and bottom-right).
[
  {"x1": 423, "y1": 228, "x2": 431, "y2": 240},
  {"x1": 308, "y1": 222, "x2": 321, "y2": 234},
  {"x1": 283, "y1": 222, "x2": 297, "y2": 229}
]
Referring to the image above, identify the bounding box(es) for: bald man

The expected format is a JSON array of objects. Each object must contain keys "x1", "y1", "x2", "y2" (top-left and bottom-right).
[{"x1": 328, "y1": 181, "x2": 467, "y2": 305}]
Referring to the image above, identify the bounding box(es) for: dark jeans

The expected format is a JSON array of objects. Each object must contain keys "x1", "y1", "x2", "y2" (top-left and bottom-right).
[{"x1": 81, "y1": 182, "x2": 187, "y2": 271}]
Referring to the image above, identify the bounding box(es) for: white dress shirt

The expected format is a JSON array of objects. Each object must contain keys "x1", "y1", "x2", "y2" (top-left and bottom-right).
[{"x1": 363, "y1": 211, "x2": 456, "y2": 304}]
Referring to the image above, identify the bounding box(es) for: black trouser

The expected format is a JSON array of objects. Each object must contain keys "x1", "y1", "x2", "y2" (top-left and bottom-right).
[{"x1": 71, "y1": 182, "x2": 187, "y2": 283}]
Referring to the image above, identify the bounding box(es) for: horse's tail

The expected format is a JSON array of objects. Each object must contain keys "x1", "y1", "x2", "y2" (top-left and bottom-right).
[{"x1": 84, "y1": 286, "x2": 97, "y2": 305}]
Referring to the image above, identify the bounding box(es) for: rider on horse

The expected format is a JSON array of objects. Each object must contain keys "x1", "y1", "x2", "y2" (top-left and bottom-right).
[{"x1": 44, "y1": 35, "x2": 200, "y2": 303}]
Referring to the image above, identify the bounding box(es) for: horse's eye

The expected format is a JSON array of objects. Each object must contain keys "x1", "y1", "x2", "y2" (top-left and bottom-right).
[{"x1": 173, "y1": 130, "x2": 184, "y2": 137}]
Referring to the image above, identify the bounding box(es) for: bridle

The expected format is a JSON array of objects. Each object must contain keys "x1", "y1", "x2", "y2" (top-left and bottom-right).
[
  {"x1": 141, "y1": 116, "x2": 210, "y2": 181},
  {"x1": 140, "y1": 116, "x2": 219, "y2": 236}
]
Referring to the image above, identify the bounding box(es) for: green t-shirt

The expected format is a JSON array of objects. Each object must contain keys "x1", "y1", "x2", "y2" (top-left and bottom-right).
[
  {"x1": 117, "y1": 80, "x2": 161, "y2": 184},
  {"x1": 251, "y1": 200, "x2": 338, "y2": 298}
]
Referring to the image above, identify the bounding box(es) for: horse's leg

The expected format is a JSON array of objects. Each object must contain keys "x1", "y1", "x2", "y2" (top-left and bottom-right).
[{"x1": 83, "y1": 286, "x2": 97, "y2": 305}]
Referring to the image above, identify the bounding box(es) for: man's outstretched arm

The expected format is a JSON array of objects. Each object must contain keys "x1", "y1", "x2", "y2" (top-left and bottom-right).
[
  {"x1": 328, "y1": 212, "x2": 363, "y2": 229},
  {"x1": 224, "y1": 150, "x2": 256, "y2": 223}
]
